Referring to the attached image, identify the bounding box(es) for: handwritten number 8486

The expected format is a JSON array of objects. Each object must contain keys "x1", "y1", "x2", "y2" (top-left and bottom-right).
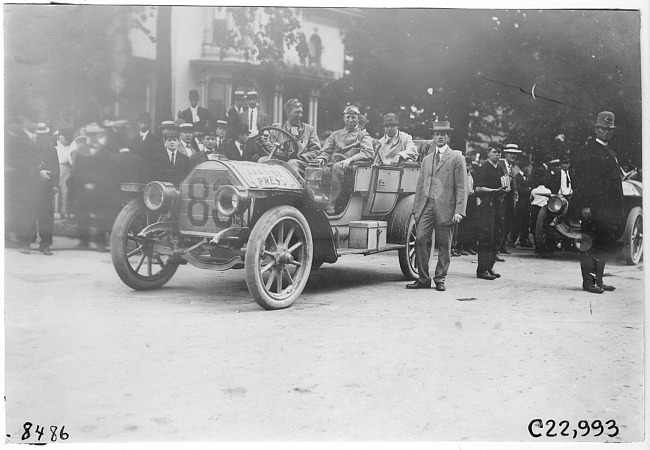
[
  {"x1": 528, "y1": 419, "x2": 619, "y2": 438},
  {"x1": 21, "y1": 422, "x2": 69, "y2": 442}
]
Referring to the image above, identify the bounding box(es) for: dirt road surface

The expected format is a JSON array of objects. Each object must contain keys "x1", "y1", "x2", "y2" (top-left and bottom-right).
[{"x1": 4, "y1": 238, "x2": 644, "y2": 445}]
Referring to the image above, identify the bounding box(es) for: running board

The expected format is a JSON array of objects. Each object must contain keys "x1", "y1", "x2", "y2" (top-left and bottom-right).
[{"x1": 337, "y1": 243, "x2": 405, "y2": 256}]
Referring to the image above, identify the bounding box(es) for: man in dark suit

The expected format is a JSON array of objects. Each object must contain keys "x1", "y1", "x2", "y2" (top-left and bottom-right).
[
  {"x1": 406, "y1": 120, "x2": 467, "y2": 291},
  {"x1": 226, "y1": 90, "x2": 246, "y2": 140},
  {"x1": 189, "y1": 126, "x2": 222, "y2": 168},
  {"x1": 243, "y1": 90, "x2": 271, "y2": 137},
  {"x1": 572, "y1": 111, "x2": 625, "y2": 294},
  {"x1": 177, "y1": 89, "x2": 216, "y2": 131},
  {"x1": 149, "y1": 128, "x2": 191, "y2": 187},
  {"x1": 130, "y1": 112, "x2": 158, "y2": 162},
  {"x1": 33, "y1": 123, "x2": 60, "y2": 255},
  {"x1": 545, "y1": 157, "x2": 562, "y2": 194},
  {"x1": 497, "y1": 143, "x2": 520, "y2": 253},
  {"x1": 223, "y1": 125, "x2": 255, "y2": 161}
]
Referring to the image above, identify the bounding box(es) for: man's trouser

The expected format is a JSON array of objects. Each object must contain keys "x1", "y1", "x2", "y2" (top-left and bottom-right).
[
  {"x1": 476, "y1": 203, "x2": 502, "y2": 273},
  {"x1": 415, "y1": 199, "x2": 454, "y2": 284}
]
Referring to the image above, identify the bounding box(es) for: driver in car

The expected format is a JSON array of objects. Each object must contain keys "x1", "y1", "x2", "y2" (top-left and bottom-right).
[
  {"x1": 312, "y1": 105, "x2": 375, "y2": 215},
  {"x1": 260, "y1": 98, "x2": 321, "y2": 176}
]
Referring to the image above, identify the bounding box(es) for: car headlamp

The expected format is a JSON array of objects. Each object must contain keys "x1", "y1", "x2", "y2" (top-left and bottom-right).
[
  {"x1": 547, "y1": 195, "x2": 568, "y2": 215},
  {"x1": 143, "y1": 181, "x2": 178, "y2": 211},
  {"x1": 215, "y1": 185, "x2": 248, "y2": 217}
]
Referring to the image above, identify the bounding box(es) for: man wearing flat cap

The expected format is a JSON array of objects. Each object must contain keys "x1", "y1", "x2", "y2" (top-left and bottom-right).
[
  {"x1": 313, "y1": 104, "x2": 375, "y2": 215},
  {"x1": 178, "y1": 89, "x2": 216, "y2": 131},
  {"x1": 373, "y1": 113, "x2": 418, "y2": 166},
  {"x1": 257, "y1": 98, "x2": 321, "y2": 176},
  {"x1": 149, "y1": 127, "x2": 190, "y2": 187},
  {"x1": 407, "y1": 120, "x2": 466, "y2": 291},
  {"x1": 571, "y1": 111, "x2": 625, "y2": 294}
]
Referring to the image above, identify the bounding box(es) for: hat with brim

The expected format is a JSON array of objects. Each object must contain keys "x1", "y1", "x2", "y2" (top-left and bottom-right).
[
  {"x1": 382, "y1": 113, "x2": 398, "y2": 127},
  {"x1": 560, "y1": 155, "x2": 571, "y2": 163},
  {"x1": 246, "y1": 91, "x2": 258, "y2": 99},
  {"x1": 234, "y1": 91, "x2": 245, "y2": 99},
  {"x1": 179, "y1": 123, "x2": 194, "y2": 131},
  {"x1": 36, "y1": 122, "x2": 50, "y2": 134},
  {"x1": 203, "y1": 127, "x2": 217, "y2": 137},
  {"x1": 85, "y1": 122, "x2": 105, "y2": 134},
  {"x1": 162, "y1": 129, "x2": 179, "y2": 139},
  {"x1": 215, "y1": 120, "x2": 228, "y2": 128},
  {"x1": 549, "y1": 158, "x2": 560, "y2": 165},
  {"x1": 430, "y1": 121, "x2": 454, "y2": 132},
  {"x1": 595, "y1": 111, "x2": 616, "y2": 128},
  {"x1": 503, "y1": 143, "x2": 522, "y2": 153}
]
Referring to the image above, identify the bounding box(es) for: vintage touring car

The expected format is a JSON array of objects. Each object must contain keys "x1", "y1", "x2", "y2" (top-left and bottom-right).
[
  {"x1": 111, "y1": 127, "x2": 420, "y2": 310},
  {"x1": 534, "y1": 172, "x2": 643, "y2": 265}
]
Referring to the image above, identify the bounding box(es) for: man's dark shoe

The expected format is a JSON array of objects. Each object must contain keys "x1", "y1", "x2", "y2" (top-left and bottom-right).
[
  {"x1": 487, "y1": 268, "x2": 501, "y2": 278},
  {"x1": 495, "y1": 255, "x2": 506, "y2": 262},
  {"x1": 459, "y1": 249, "x2": 469, "y2": 256},
  {"x1": 583, "y1": 281, "x2": 604, "y2": 294},
  {"x1": 476, "y1": 271, "x2": 497, "y2": 280},
  {"x1": 498, "y1": 248, "x2": 511, "y2": 255},
  {"x1": 451, "y1": 249, "x2": 461, "y2": 257},
  {"x1": 597, "y1": 283, "x2": 615, "y2": 292},
  {"x1": 467, "y1": 248, "x2": 477, "y2": 255},
  {"x1": 434, "y1": 281, "x2": 446, "y2": 291},
  {"x1": 39, "y1": 246, "x2": 53, "y2": 256},
  {"x1": 520, "y1": 241, "x2": 533, "y2": 248},
  {"x1": 406, "y1": 280, "x2": 431, "y2": 289}
]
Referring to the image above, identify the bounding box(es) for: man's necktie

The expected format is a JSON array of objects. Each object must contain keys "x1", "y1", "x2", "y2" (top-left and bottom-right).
[
  {"x1": 435, "y1": 151, "x2": 441, "y2": 167},
  {"x1": 249, "y1": 109, "x2": 254, "y2": 132},
  {"x1": 564, "y1": 170, "x2": 571, "y2": 187},
  {"x1": 170, "y1": 151, "x2": 175, "y2": 167}
]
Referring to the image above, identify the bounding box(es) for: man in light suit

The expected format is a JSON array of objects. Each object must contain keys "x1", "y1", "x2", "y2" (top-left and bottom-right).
[
  {"x1": 373, "y1": 113, "x2": 419, "y2": 165},
  {"x1": 407, "y1": 120, "x2": 467, "y2": 291}
]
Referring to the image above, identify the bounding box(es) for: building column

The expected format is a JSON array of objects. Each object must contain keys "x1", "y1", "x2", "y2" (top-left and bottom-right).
[
  {"x1": 272, "y1": 83, "x2": 285, "y2": 124},
  {"x1": 199, "y1": 73, "x2": 208, "y2": 108},
  {"x1": 309, "y1": 88, "x2": 320, "y2": 130}
]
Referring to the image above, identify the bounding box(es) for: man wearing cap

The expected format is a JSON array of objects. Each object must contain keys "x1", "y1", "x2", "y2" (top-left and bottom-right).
[
  {"x1": 129, "y1": 111, "x2": 158, "y2": 161},
  {"x1": 473, "y1": 145, "x2": 509, "y2": 280},
  {"x1": 178, "y1": 89, "x2": 216, "y2": 130},
  {"x1": 571, "y1": 111, "x2": 625, "y2": 294},
  {"x1": 373, "y1": 113, "x2": 418, "y2": 166},
  {"x1": 545, "y1": 157, "x2": 562, "y2": 194},
  {"x1": 407, "y1": 120, "x2": 466, "y2": 291},
  {"x1": 149, "y1": 128, "x2": 191, "y2": 187},
  {"x1": 190, "y1": 126, "x2": 223, "y2": 168},
  {"x1": 69, "y1": 123, "x2": 120, "y2": 252},
  {"x1": 214, "y1": 120, "x2": 228, "y2": 154},
  {"x1": 244, "y1": 91, "x2": 271, "y2": 137},
  {"x1": 497, "y1": 143, "x2": 521, "y2": 252},
  {"x1": 226, "y1": 90, "x2": 247, "y2": 140},
  {"x1": 177, "y1": 122, "x2": 197, "y2": 158},
  {"x1": 312, "y1": 105, "x2": 375, "y2": 215},
  {"x1": 258, "y1": 98, "x2": 320, "y2": 175},
  {"x1": 223, "y1": 124, "x2": 254, "y2": 162}
]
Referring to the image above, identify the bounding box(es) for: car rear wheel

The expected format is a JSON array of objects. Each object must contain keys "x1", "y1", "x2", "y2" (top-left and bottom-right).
[
  {"x1": 245, "y1": 206, "x2": 313, "y2": 310},
  {"x1": 111, "y1": 198, "x2": 179, "y2": 290},
  {"x1": 623, "y1": 206, "x2": 643, "y2": 265},
  {"x1": 389, "y1": 195, "x2": 418, "y2": 280}
]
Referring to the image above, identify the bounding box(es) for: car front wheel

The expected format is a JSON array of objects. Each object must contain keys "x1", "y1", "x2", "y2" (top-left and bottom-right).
[
  {"x1": 623, "y1": 206, "x2": 643, "y2": 265},
  {"x1": 245, "y1": 206, "x2": 313, "y2": 310}
]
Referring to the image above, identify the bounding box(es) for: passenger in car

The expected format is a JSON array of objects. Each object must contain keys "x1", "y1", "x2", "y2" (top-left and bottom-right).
[
  {"x1": 373, "y1": 113, "x2": 418, "y2": 166},
  {"x1": 313, "y1": 105, "x2": 375, "y2": 215}
]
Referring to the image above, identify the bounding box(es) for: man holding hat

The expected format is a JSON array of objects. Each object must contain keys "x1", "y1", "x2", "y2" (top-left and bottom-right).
[
  {"x1": 407, "y1": 120, "x2": 466, "y2": 291},
  {"x1": 259, "y1": 98, "x2": 320, "y2": 176},
  {"x1": 178, "y1": 89, "x2": 216, "y2": 130},
  {"x1": 226, "y1": 90, "x2": 247, "y2": 140},
  {"x1": 497, "y1": 143, "x2": 521, "y2": 252},
  {"x1": 312, "y1": 104, "x2": 375, "y2": 215},
  {"x1": 244, "y1": 90, "x2": 271, "y2": 137},
  {"x1": 373, "y1": 113, "x2": 418, "y2": 166},
  {"x1": 571, "y1": 111, "x2": 625, "y2": 294},
  {"x1": 149, "y1": 127, "x2": 190, "y2": 187}
]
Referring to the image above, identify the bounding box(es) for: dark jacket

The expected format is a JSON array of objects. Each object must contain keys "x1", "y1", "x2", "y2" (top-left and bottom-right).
[
  {"x1": 129, "y1": 131, "x2": 158, "y2": 162},
  {"x1": 572, "y1": 138, "x2": 625, "y2": 243},
  {"x1": 149, "y1": 149, "x2": 191, "y2": 187},
  {"x1": 178, "y1": 107, "x2": 216, "y2": 130},
  {"x1": 223, "y1": 140, "x2": 254, "y2": 162}
]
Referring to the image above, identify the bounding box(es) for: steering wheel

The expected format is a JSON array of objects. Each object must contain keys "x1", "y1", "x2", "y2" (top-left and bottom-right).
[{"x1": 252, "y1": 126, "x2": 300, "y2": 162}]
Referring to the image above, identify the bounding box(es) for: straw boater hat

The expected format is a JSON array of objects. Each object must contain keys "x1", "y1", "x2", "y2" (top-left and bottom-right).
[
  {"x1": 179, "y1": 122, "x2": 194, "y2": 132},
  {"x1": 246, "y1": 90, "x2": 259, "y2": 99},
  {"x1": 503, "y1": 143, "x2": 522, "y2": 153},
  {"x1": 35, "y1": 122, "x2": 50, "y2": 134},
  {"x1": 234, "y1": 90, "x2": 245, "y2": 99},
  {"x1": 430, "y1": 120, "x2": 454, "y2": 132},
  {"x1": 215, "y1": 120, "x2": 228, "y2": 128}
]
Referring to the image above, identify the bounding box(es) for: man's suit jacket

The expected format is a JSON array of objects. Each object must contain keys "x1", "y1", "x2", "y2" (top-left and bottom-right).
[
  {"x1": 545, "y1": 166, "x2": 561, "y2": 194},
  {"x1": 226, "y1": 106, "x2": 243, "y2": 140},
  {"x1": 413, "y1": 146, "x2": 467, "y2": 226},
  {"x1": 177, "y1": 140, "x2": 196, "y2": 159},
  {"x1": 241, "y1": 107, "x2": 272, "y2": 135},
  {"x1": 178, "y1": 106, "x2": 216, "y2": 130},
  {"x1": 130, "y1": 132, "x2": 158, "y2": 162},
  {"x1": 223, "y1": 140, "x2": 254, "y2": 161},
  {"x1": 149, "y1": 150, "x2": 191, "y2": 187},
  {"x1": 497, "y1": 159, "x2": 519, "y2": 206}
]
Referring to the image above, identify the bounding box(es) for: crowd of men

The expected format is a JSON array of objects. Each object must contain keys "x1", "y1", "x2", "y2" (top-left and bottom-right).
[{"x1": 5, "y1": 88, "x2": 625, "y2": 294}]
